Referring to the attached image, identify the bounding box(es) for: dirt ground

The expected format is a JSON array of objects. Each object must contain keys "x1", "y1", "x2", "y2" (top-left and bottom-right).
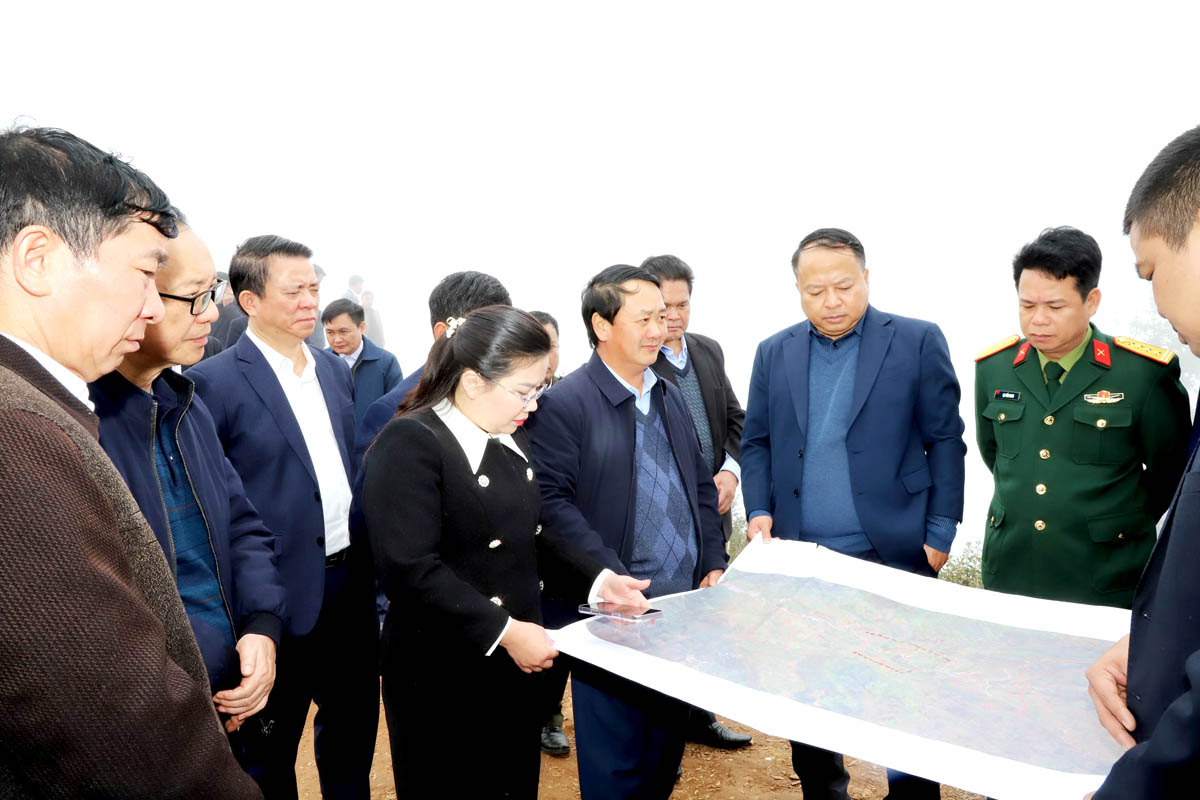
[{"x1": 294, "y1": 687, "x2": 984, "y2": 800}]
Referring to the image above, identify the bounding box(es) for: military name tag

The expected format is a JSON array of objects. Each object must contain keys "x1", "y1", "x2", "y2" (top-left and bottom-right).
[
  {"x1": 994, "y1": 390, "x2": 1021, "y2": 401},
  {"x1": 1084, "y1": 390, "x2": 1124, "y2": 404}
]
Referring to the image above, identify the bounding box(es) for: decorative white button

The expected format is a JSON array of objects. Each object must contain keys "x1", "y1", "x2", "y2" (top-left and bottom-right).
[
  {"x1": 539, "y1": 580, "x2": 545, "y2": 591},
  {"x1": 488, "y1": 539, "x2": 502, "y2": 549},
  {"x1": 478, "y1": 475, "x2": 490, "y2": 487},
  {"x1": 534, "y1": 524, "x2": 542, "y2": 535},
  {"x1": 526, "y1": 467, "x2": 534, "y2": 482},
  {"x1": 490, "y1": 596, "x2": 503, "y2": 606}
]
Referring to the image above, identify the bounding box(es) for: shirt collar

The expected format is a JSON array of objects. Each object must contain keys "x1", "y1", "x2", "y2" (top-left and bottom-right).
[
  {"x1": 1036, "y1": 326, "x2": 1094, "y2": 377},
  {"x1": 245, "y1": 326, "x2": 315, "y2": 380},
  {"x1": 602, "y1": 360, "x2": 658, "y2": 399},
  {"x1": 339, "y1": 340, "x2": 364, "y2": 367},
  {"x1": 433, "y1": 399, "x2": 527, "y2": 473},
  {"x1": 659, "y1": 334, "x2": 688, "y2": 369},
  {"x1": 0, "y1": 332, "x2": 94, "y2": 411},
  {"x1": 809, "y1": 314, "x2": 866, "y2": 344}
]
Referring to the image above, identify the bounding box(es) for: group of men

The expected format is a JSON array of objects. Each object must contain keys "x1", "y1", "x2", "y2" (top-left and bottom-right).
[{"x1": 2, "y1": 118, "x2": 1200, "y2": 800}]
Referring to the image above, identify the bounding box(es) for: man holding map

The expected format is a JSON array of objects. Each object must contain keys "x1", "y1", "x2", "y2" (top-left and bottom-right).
[
  {"x1": 741, "y1": 227, "x2": 967, "y2": 800},
  {"x1": 1085, "y1": 125, "x2": 1200, "y2": 798}
]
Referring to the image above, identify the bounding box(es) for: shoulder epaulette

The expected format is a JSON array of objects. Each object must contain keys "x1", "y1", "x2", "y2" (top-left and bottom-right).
[
  {"x1": 975, "y1": 334, "x2": 1021, "y2": 362},
  {"x1": 1113, "y1": 336, "x2": 1176, "y2": 365}
]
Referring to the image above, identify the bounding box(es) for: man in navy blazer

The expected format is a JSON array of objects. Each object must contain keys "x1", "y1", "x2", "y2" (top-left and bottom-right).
[
  {"x1": 321, "y1": 298, "x2": 403, "y2": 428},
  {"x1": 741, "y1": 229, "x2": 966, "y2": 800},
  {"x1": 188, "y1": 235, "x2": 378, "y2": 800},
  {"x1": 526, "y1": 265, "x2": 727, "y2": 800},
  {"x1": 1085, "y1": 124, "x2": 1200, "y2": 799}
]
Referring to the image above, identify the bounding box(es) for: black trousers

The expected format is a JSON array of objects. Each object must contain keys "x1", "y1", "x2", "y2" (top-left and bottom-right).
[
  {"x1": 232, "y1": 548, "x2": 380, "y2": 800},
  {"x1": 790, "y1": 742, "x2": 940, "y2": 800}
]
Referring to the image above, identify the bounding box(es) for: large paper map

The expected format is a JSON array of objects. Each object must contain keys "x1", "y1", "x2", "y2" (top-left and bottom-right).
[{"x1": 551, "y1": 539, "x2": 1131, "y2": 800}]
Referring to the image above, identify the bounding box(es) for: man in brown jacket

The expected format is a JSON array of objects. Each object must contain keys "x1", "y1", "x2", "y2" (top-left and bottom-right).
[{"x1": 0, "y1": 127, "x2": 261, "y2": 798}]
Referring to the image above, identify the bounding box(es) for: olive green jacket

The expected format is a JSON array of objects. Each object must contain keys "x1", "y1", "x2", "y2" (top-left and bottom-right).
[{"x1": 975, "y1": 325, "x2": 1190, "y2": 608}]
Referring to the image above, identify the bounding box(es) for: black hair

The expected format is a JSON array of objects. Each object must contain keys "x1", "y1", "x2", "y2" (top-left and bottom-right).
[
  {"x1": 529, "y1": 310, "x2": 559, "y2": 334},
  {"x1": 0, "y1": 126, "x2": 177, "y2": 257},
  {"x1": 229, "y1": 234, "x2": 314, "y2": 313},
  {"x1": 1012, "y1": 226, "x2": 1102, "y2": 300},
  {"x1": 640, "y1": 254, "x2": 695, "y2": 294},
  {"x1": 791, "y1": 228, "x2": 866, "y2": 272},
  {"x1": 427, "y1": 271, "x2": 511, "y2": 329},
  {"x1": 399, "y1": 305, "x2": 551, "y2": 417},
  {"x1": 580, "y1": 265, "x2": 661, "y2": 348},
  {"x1": 321, "y1": 298, "x2": 365, "y2": 326},
  {"x1": 1124, "y1": 125, "x2": 1200, "y2": 249}
]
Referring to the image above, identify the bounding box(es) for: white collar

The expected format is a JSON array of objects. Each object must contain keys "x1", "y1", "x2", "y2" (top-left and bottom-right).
[
  {"x1": 433, "y1": 399, "x2": 527, "y2": 473},
  {"x1": 0, "y1": 332, "x2": 94, "y2": 411},
  {"x1": 345, "y1": 340, "x2": 364, "y2": 363},
  {"x1": 245, "y1": 326, "x2": 314, "y2": 379}
]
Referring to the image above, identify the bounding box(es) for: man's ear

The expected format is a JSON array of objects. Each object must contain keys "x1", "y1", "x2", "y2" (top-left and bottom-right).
[
  {"x1": 358, "y1": 321, "x2": 367, "y2": 335},
  {"x1": 8, "y1": 226, "x2": 64, "y2": 298},
  {"x1": 239, "y1": 290, "x2": 260, "y2": 318},
  {"x1": 591, "y1": 312, "x2": 611, "y2": 344},
  {"x1": 1085, "y1": 287, "x2": 1101, "y2": 317}
]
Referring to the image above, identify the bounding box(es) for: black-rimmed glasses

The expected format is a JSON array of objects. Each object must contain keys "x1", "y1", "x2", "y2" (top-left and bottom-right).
[
  {"x1": 485, "y1": 376, "x2": 548, "y2": 408},
  {"x1": 160, "y1": 279, "x2": 228, "y2": 316}
]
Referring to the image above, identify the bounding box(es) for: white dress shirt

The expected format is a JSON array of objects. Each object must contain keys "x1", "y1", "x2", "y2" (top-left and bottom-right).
[
  {"x1": 0, "y1": 332, "x2": 94, "y2": 412},
  {"x1": 432, "y1": 400, "x2": 610, "y2": 655},
  {"x1": 246, "y1": 328, "x2": 352, "y2": 556}
]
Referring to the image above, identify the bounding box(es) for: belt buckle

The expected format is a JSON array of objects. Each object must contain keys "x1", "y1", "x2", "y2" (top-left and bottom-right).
[{"x1": 325, "y1": 547, "x2": 349, "y2": 567}]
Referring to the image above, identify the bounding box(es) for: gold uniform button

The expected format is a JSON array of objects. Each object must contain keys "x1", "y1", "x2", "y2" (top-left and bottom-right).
[
  {"x1": 1097, "y1": 419, "x2": 1108, "y2": 429},
  {"x1": 1043, "y1": 415, "x2": 1055, "y2": 426},
  {"x1": 1034, "y1": 520, "x2": 1046, "y2": 531},
  {"x1": 1039, "y1": 449, "x2": 1051, "y2": 460},
  {"x1": 488, "y1": 539, "x2": 502, "y2": 549},
  {"x1": 1035, "y1": 483, "x2": 1047, "y2": 495},
  {"x1": 1117, "y1": 532, "x2": 1126, "y2": 540},
  {"x1": 490, "y1": 596, "x2": 503, "y2": 606},
  {"x1": 998, "y1": 412, "x2": 1007, "y2": 422}
]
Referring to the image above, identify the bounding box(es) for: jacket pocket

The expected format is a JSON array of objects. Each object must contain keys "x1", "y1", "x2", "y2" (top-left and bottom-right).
[
  {"x1": 900, "y1": 465, "x2": 933, "y2": 494},
  {"x1": 981, "y1": 401, "x2": 1025, "y2": 459},
  {"x1": 1087, "y1": 509, "x2": 1154, "y2": 595},
  {"x1": 1072, "y1": 405, "x2": 1134, "y2": 465}
]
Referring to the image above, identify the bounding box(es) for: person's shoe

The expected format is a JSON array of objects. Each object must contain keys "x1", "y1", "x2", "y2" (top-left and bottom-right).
[
  {"x1": 540, "y1": 725, "x2": 570, "y2": 757},
  {"x1": 688, "y1": 721, "x2": 753, "y2": 750}
]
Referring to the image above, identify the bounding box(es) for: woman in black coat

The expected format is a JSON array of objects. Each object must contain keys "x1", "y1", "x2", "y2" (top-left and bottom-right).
[{"x1": 362, "y1": 305, "x2": 650, "y2": 799}]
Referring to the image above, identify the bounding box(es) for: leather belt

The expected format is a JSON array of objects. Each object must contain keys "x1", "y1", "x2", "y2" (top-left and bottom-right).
[{"x1": 325, "y1": 546, "x2": 351, "y2": 567}]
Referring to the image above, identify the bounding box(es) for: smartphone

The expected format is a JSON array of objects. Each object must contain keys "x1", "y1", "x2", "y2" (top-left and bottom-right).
[{"x1": 578, "y1": 602, "x2": 663, "y2": 622}]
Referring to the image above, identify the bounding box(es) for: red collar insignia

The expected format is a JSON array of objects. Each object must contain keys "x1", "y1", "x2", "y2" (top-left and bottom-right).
[
  {"x1": 1093, "y1": 340, "x2": 1111, "y2": 367},
  {"x1": 1012, "y1": 342, "x2": 1031, "y2": 366}
]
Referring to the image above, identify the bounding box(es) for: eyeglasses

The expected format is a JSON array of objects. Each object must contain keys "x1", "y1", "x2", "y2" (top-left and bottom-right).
[
  {"x1": 160, "y1": 279, "x2": 228, "y2": 316},
  {"x1": 485, "y1": 376, "x2": 547, "y2": 408}
]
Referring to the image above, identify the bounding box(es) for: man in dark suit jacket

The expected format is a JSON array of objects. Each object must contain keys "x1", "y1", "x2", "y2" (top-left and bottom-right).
[
  {"x1": 525, "y1": 265, "x2": 727, "y2": 800},
  {"x1": 741, "y1": 229, "x2": 966, "y2": 800},
  {"x1": 321, "y1": 298, "x2": 403, "y2": 428},
  {"x1": 189, "y1": 235, "x2": 378, "y2": 800},
  {"x1": 1085, "y1": 124, "x2": 1200, "y2": 799},
  {"x1": 643, "y1": 254, "x2": 751, "y2": 752}
]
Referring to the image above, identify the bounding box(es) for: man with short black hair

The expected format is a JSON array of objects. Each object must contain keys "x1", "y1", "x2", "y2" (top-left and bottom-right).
[
  {"x1": 742, "y1": 227, "x2": 965, "y2": 800},
  {"x1": 322, "y1": 298, "x2": 403, "y2": 428},
  {"x1": 0, "y1": 126, "x2": 260, "y2": 797},
  {"x1": 189, "y1": 235, "x2": 378, "y2": 800},
  {"x1": 975, "y1": 226, "x2": 1189, "y2": 608},
  {"x1": 530, "y1": 310, "x2": 562, "y2": 385},
  {"x1": 1085, "y1": 124, "x2": 1200, "y2": 799},
  {"x1": 354, "y1": 270, "x2": 511, "y2": 467},
  {"x1": 526, "y1": 264, "x2": 727, "y2": 799},
  {"x1": 642, "y1": 253, "x2": 751, "y2": 752}
]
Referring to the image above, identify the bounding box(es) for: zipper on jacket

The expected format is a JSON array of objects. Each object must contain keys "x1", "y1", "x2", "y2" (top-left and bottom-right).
[
  {"x1": 149, "y1": 399, "x2": 178, "y2": 580},
  {"x1": 174, "y1": 387, "x2": 239, "y2": 644}
]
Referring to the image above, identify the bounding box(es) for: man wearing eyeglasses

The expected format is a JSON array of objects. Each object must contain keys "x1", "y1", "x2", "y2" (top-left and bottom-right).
[
  {"x1": 188, "y1": 235, "x2": 379, "y2": 800},
  {"x1": 88, "y1": 219, "x2": 286, "y2": 740}
]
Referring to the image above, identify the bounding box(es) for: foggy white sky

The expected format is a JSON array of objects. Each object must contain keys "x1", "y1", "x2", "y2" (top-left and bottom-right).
[{"x1": 7, "y1": 1, "x2": 1200, "y2": 549}]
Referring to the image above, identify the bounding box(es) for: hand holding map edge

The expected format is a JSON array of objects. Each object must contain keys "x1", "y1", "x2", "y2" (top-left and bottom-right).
[
  {"x1": 1086, "y1": 634, "x2": 1136, "y2": 749},
  {"x1": 599, "y1": 574, "x2": 652, "y2": 608},
  {"x1": 746, "y1": 514, "x2": 773, "y2": 542}
]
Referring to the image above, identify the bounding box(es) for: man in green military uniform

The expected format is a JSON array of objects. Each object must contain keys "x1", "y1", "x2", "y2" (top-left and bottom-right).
[{"x1": 975, "y1": 226, "x2": 1190, "y2": 609}]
